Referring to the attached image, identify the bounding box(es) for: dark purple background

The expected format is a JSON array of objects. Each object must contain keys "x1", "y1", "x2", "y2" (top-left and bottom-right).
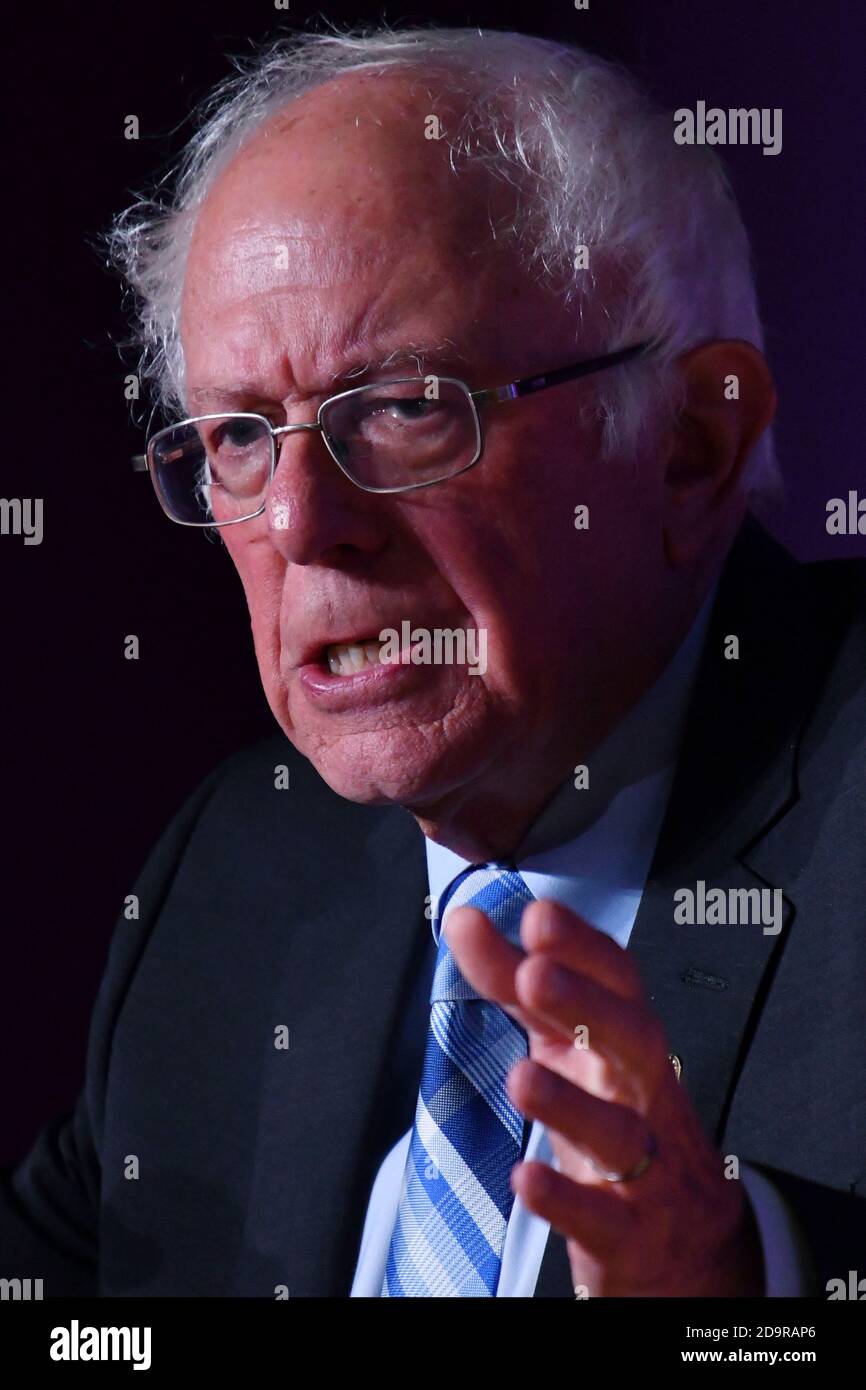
[{"x1": 2, "y1": 0, "x2": 863, "y2": 1164}]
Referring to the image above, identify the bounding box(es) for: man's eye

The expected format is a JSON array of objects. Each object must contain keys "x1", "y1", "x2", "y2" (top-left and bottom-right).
[
  {"x1": 385, "y1": 399, "x2": 441, "y2": 420},
  {"x1": 364, "y1": 397, "x2": 447, "y2": 427},
  {"x1": 211, "y1": 418, "x2": 265, "y2": 450}
]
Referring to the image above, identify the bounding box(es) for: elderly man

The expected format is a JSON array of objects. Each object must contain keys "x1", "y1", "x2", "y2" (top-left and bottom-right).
[{"x1": 2, "y1": 27, "x2": 864, "y2": 1300}]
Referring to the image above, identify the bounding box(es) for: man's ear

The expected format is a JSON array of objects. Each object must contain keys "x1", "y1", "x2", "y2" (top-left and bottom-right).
[{"x1": 662, "y1": 340, "x2": 776, "y2": 571}]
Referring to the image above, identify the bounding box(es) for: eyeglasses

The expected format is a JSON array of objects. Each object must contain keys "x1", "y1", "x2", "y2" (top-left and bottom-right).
[{"x1": 131, "y1": 341, "x2": 654, "y2": 527}]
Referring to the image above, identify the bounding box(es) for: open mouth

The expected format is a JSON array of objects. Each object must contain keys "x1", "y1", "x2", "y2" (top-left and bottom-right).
[{"x1": 323, "y1": 637, "x2": 386, "y2": 676}]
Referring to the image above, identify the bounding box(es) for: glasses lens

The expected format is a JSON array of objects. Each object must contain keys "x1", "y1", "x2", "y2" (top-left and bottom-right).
[
  {"x1": 321, "y1": 380, "x2": 480, "y2": 490},
  {"x1": 149, "y1": 415, "x2": 272, "y2": 525}
]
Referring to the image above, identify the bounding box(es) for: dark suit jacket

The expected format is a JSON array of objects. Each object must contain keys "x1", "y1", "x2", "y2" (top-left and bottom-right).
[{"x1": 2, "y1": 517, "x2": 865, "y2": 1297}]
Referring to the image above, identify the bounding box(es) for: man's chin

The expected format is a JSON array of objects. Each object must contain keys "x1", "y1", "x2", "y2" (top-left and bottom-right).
[
  {"x1": 284, "y1": 728, "x2": 481, "y2": 811},
  {"x1": 277, "y1": 679, "x2": 495, "y2": 809},
  {"x1": 300, "y1": 753, "x2": 446, "y2": 809}
]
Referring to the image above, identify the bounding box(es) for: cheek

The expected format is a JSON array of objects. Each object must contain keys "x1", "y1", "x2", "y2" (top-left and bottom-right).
[
  {"x1": 482, "y1": 606, "x2": 558, "y2": 701},
  {"x1": 430, "y1": 502, "x2": 583, "y2": 667},
  {"x1": 224, "y1": 538, "x2": 284, "y2": 669}
]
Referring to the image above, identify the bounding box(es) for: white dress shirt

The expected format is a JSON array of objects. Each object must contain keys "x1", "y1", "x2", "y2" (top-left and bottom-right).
[{"x1": 351, "y1": 592, "x2": 808, "y2": 1296}]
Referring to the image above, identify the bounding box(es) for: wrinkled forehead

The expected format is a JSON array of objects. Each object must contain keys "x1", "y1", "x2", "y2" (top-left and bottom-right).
[
  {"x1": 179, "y1": 71, "x2": 553, "y2": 400},
  {"x1": 181, "y1": 71, "x2": 524, "y2": 334}
]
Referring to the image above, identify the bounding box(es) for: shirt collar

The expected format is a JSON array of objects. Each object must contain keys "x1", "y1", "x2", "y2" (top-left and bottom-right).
[{"x1": 425, "y1": 586, "x2": 716, "y2": 944}]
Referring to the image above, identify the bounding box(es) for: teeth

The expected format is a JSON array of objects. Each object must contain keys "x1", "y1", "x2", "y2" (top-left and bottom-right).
[{"x1": 326, "y1": 640, "x2": 382, "y2": 676}]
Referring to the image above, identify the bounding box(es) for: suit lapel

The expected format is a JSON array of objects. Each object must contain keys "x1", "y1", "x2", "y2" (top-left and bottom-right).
[
  {"x1": 625, "y1": 519, "x2": 824, "y2": 1139},
  {"x1": 234, "y1": 800, "x2": 429, "y2": 1296},
  {"x1": 535, "y1": 517, "x2": 831, "y2": 1295}
]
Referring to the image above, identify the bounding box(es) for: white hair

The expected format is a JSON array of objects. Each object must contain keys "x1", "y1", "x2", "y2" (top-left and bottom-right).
[{"x1": 106, "y1": 24, "x2": 780, "y2": 499}]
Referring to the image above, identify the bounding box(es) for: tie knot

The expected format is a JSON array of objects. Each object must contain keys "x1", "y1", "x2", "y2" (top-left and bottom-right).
[{"x1": 431, "y1": 864, "x2": 534, "y2": 1002}]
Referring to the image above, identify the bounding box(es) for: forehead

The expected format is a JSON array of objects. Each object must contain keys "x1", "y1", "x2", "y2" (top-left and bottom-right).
[{"x1": 180, "y1": 73, "x2": 538, "y2": 400}]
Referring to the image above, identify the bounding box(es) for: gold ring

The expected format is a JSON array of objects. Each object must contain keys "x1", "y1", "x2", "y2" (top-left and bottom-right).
[{"x1": 587, "y1": 1130, "x2": 658, "y2": 1183}]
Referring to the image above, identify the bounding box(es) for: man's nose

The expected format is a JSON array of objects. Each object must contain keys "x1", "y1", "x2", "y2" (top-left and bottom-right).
[{"x1": 265, "y1": 422, "x2": 389, "y2": 565}]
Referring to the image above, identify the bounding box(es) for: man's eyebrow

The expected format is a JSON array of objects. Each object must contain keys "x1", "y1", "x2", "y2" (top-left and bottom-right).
[
  {"x1": 185, "y1": 341, "x2": 468, "y2": 410},
  {"x1": 186, "y1": 383, "x2": 261, "y2": 409},
  {"x1": 332, "y1": 341, "x2": 468, "y2": 384}
]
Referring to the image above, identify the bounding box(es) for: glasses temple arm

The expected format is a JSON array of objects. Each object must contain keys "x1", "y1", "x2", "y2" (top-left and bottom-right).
[{"x1": 472, "y1": 340, "x2": 657, "y2": 405}]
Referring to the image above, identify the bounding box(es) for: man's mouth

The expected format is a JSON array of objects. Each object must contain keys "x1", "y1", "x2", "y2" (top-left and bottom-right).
[{"x1": 324, "y1": 637, "x2": 385, "y2": 676}]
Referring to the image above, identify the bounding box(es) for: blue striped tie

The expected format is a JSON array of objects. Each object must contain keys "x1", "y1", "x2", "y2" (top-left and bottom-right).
[{"x1": 383, "y1": 864, "x2": 534, "y2": 1297}]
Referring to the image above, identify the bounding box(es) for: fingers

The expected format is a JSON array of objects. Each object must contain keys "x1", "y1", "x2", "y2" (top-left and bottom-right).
[
  {"x1": 508, "y1": 1057, "x2": 655, "y2": 1178},
  {"x1": 446, "y1": 906, "x2": 580, "y2": 1045},
  {"x1": 449, "y1": 896, "x2": 645, "y2": 1018},
  {"x1": 520, "y1": 899, "x2": 643, "y2": 1000},
  {"x1": 443, "y1": 905, "x2": 523, "y2": 1001},
  {"x1": 446, "y1": 899, "x2": 670, "y2": 1086},
  {"x1": 514, "y1": 952, "x2": 669, "y2": 1083},
  {"x1": 511, "y1": 1161, "x2": 633, "y2": 1257},
  {"x1": 444, "y1": 906, "x2": 533, "y2": 1031}
]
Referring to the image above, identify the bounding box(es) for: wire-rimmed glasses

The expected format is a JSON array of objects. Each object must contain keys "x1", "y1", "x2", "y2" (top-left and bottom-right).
[{"x1": 131, "y1": 341, "x2": 654, "y2": 527}]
